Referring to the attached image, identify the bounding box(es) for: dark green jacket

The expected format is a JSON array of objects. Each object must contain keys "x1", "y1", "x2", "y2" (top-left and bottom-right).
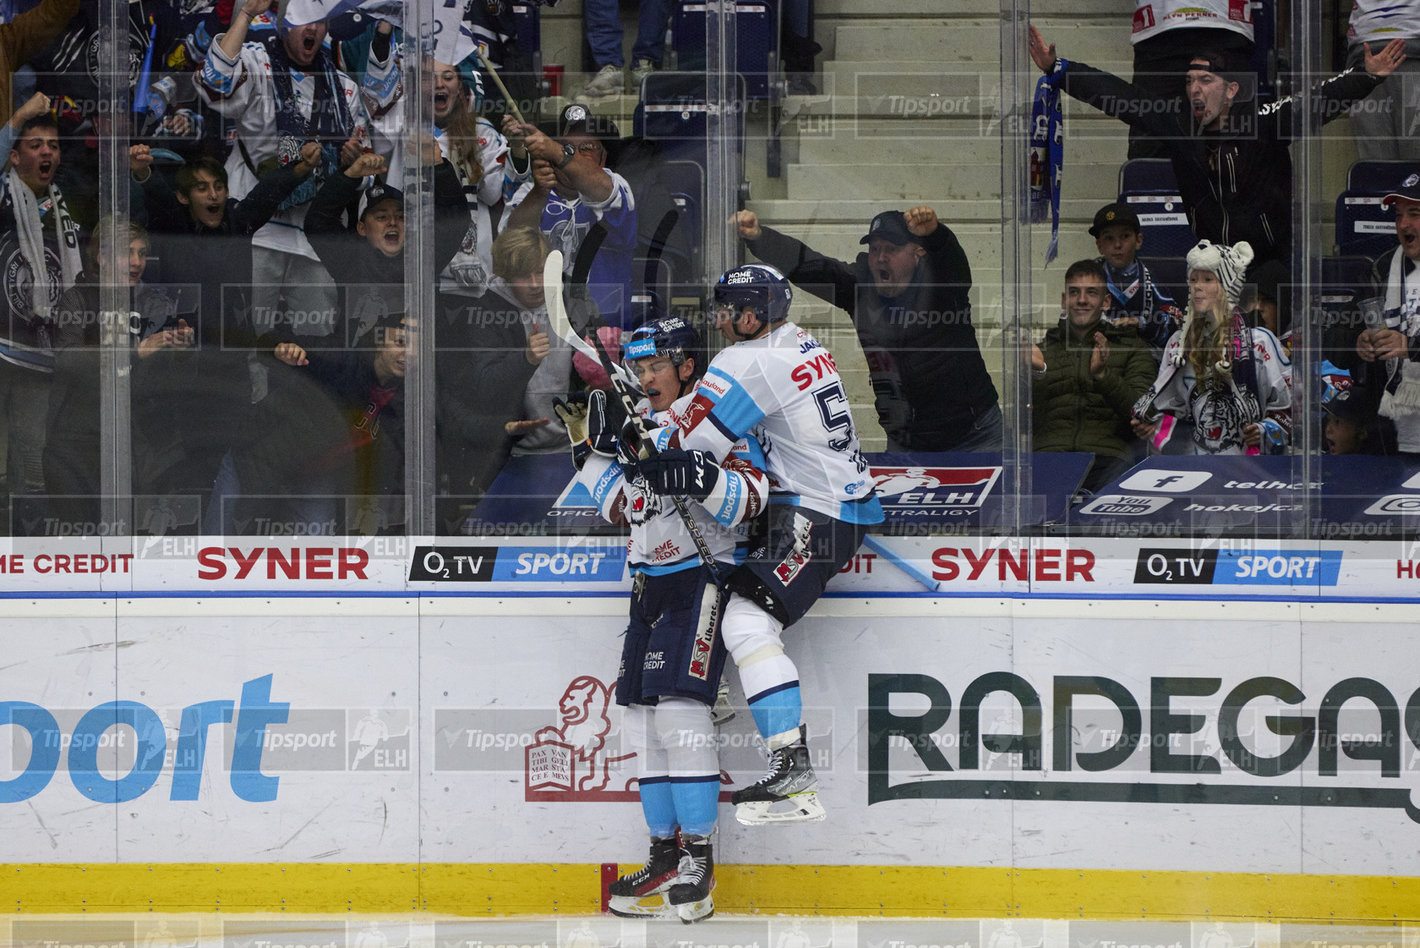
[{"x1": 1032, "y1": 318, "x2": 1158, "y2": 459}]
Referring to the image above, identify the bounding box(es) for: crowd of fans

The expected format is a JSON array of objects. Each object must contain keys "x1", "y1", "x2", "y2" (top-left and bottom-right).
[
  {"x1": 0, "y1": 0, "x2": 699, "y2": 537},
  {"x1": 1017, "y1": 2, "x2": 1420, "y2": 496},
  {"x1": 0, "y1": 0, "x2": 1413, "y2": 538}
]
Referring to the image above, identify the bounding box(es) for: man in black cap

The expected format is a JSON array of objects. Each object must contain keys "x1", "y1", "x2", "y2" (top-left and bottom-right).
[
  {"x1": 1029, "y1": 24, "x2": 1407, "y2": 267},
  {"x1": 502, "y1": 104, "x2": 639, "y2": 330},
  {"x1": 735, "y1": 205, "x2": 1000, "y2": 452},
  {"x1": 1089, "y1": 201, "x2": 1181, "y2": 351}
]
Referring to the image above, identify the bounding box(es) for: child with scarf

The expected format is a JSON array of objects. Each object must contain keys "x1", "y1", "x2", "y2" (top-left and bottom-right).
[
  {"x1": 1089, "y1": 202, "x2": 1183, "y2": 352},
  {"x1": 1131, "y1": 240, "x2": 1292, "y2": 455}
]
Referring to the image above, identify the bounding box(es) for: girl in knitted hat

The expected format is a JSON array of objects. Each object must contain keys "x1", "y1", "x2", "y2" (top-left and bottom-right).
[{"x1": 1131, "y1": 240, "x2": 1292, "y2": 455}]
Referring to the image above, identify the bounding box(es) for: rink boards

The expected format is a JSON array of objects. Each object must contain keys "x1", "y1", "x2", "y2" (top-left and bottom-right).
[{"x1": 0, "y1": 535, "x2": 1419, "y2": 918}]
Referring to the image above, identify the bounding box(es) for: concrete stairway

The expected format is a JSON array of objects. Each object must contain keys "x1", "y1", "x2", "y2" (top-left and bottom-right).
[{"x1": 736, "y1": 5, "x2": 1142, "y2": 442}]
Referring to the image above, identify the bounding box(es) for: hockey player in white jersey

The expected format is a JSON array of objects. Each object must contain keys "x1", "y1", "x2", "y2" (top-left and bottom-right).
[
  {"x1": 554, "y1": 316, "x2": 767, "y2": 922},
  {"x1": 634, "y1": 263, "x2": 885, "y2": 825}
]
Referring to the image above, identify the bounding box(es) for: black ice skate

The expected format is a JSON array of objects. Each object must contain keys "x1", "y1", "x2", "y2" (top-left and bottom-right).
[
  {"x1": 731, "y1": 724, "x2": 826, "y2": 825},
  {"x1": 668, "y1": 833, "x2": 715, "y2": 922},
  {"x1": 608, "y1": 835, "x2": 679, "y2": 918}
]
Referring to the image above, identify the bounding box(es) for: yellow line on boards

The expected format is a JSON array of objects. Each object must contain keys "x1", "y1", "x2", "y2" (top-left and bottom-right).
[{"x1": 2, "y1": 864, "x2": 1418, "y2": 921}]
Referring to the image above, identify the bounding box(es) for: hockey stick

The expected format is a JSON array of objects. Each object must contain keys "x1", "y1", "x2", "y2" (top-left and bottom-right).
[
  {"x1": 475, "y1": 48, "x2": 526, "y2": 125},
  {"x1": 861, "y1": 534, "x2": 943, "y2": 593},
  {"x1": 544, "y1": 250, "x2": 726, "y2": 586},
  {"x1": 544, "y1": 249, "x2": 601, "y2": 364},
  {"x1": 543, "y1": 250, "x2": 638, "y2": 389}
]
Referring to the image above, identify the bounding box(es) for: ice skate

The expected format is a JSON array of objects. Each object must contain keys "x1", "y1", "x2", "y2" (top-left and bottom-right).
[
  {"x1": 608, "y1": 835, "x2": 679, "y2": 918},
  {"x1": 731, "y1": 725, "x2": 826, "y2": 825},
  {"x1": 668, "y1": 834, "x2": 715, "y2": 922}
]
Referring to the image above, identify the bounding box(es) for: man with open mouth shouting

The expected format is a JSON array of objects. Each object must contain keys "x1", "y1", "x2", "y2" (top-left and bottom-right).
[
  {"x1": 1028, "y1": 22, "x2": 1405, "y2": 269},
  {"x1": 196, "y1": 0, "x2": 376, "y2": 342},
  {"x1": 0, "y1": 95, "x2": 82, "y2": 535}
]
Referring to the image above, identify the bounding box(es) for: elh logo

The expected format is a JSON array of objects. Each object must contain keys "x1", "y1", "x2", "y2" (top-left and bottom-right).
[
  {"x1": 870, "y1": 465, "x2": 1001, "y2": 508},
  {"x1": 347, "y1": 709, "x2": 411, "y2": 771},
  {"x1": 1119, "y1": 469, "x2": 1212, "y2": 493},
  {"x1": 524, "y1": 675, "x2": 636, "y2": 801}
]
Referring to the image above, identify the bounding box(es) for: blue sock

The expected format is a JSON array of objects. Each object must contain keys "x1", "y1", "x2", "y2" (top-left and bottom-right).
[
  {"x1": 638, "y1": 775, "x2": 676, "y2": 837},
  {"x1": 670, "y1": 775, "x2": 720, "y2": 836},
  {"x1": 748, "y1": 681, "x2": 801, "y2": 740}
]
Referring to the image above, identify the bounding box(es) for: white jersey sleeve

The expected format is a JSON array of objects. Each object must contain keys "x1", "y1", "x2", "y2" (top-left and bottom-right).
[
  {"x1": 671, "y1": 322, "x2": 883, "y2": 525},
  {"x1": 572, "y1": 393, "x2": 769, "y2": 574}
]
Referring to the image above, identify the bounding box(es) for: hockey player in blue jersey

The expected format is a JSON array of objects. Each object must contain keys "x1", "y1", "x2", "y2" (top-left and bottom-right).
[
  {"x1": 555, "y1": 316, "x2": 767, "y2": 921},
  {"x1": 633, "y1": 264, "x2": 885, "y2": 825}
]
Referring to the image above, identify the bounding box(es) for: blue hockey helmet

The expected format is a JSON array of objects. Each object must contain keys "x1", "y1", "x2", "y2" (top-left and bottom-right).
[
  {"x1": 713, "y1": 263, "x2": 792, "y2": 328},
  {"x1": 623, "y1": 315, "x2": 705, "y2": 377}
]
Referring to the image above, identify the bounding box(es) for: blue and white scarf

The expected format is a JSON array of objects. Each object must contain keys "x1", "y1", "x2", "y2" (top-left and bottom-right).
[{"x1": 1029, "y1": 58, "x2": 1066, "y2": 265}]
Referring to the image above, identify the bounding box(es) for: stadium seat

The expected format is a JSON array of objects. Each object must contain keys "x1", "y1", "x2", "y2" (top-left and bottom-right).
[
  {"x1": 1122, "y1": 195, "x2": 1197, "y2": 258},
  {"x1": 1117, "y1": 159, "x2": 1198, "y2": 256},
  {"x1": 1321, "y1": 254, "x2": 1375, "y2": 300},
  {"x1": 1346, "y1": 160, "x2": 1416, "y2": 193},
  {"x1": 1118, "y1": 158, "x2": 1177, "y2": 195},
  {"x1": 661, "y1": 158, "x2": 704, "y2": 282},
  {"x1": 634, "y1": 71, "x2": 746, "y2": 167},
  {"x1": 1334, "y1": 190, "x2": 1395, "y2": 259},
  {"x1": 672, "y1": 0, "x2": 779, "y2": 100},
  {"x1": 632, "y1": 256, "x2": 673, "y2": 325}
]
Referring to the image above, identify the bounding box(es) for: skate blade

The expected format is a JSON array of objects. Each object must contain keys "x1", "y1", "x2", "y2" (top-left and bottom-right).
[
  {"x1": 608, "y1": 894, "x2": 676, "y2": 919},
  {"x1": 734, "y1": 791, "x2": 826, "y2": 825},
  {"x1": 677, "y1": 898, "x2": 715, "y2": 923}
]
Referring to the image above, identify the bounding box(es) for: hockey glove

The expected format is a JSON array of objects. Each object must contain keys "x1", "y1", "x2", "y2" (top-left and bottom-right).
[
  {"x1": 583, "y1": 389, "x2": 622, "y2": 458},
  {"x1": 636, "y1": 448, "x2": 720, "y2": 502},
  {"x1": 552, "y1": 390, "x2": 620, "y2": 470},
  {"x1": 551, "y1": 395, "x2": 592, "y2": 470},
  {"x1": 617, "y1": 417, "x2": 652, "y2": 470}
]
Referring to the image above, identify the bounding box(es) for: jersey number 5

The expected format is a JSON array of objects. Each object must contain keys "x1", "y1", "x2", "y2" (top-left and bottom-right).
[{"x1": 814, "y1": 381, "x2": 855, "y2": 453}]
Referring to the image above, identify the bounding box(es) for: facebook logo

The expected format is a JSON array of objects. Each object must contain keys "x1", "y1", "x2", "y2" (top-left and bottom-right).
[{"x1": 1119, "y1": 469, "x2": 1212, "y2": 493}]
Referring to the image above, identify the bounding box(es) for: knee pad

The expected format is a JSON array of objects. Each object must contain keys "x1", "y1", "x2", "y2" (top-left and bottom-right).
[{"x1": 722, "y1": 593, "x2": 786, "y2": 666}]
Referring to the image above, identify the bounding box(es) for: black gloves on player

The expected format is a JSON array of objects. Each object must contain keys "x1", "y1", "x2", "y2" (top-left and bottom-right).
[
  {"x1": 635, "y1": 448, "x2": 720, "y2": 502},
  {"x1": 552, "y1": 390, "x2": 623, "y2": 470}
]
